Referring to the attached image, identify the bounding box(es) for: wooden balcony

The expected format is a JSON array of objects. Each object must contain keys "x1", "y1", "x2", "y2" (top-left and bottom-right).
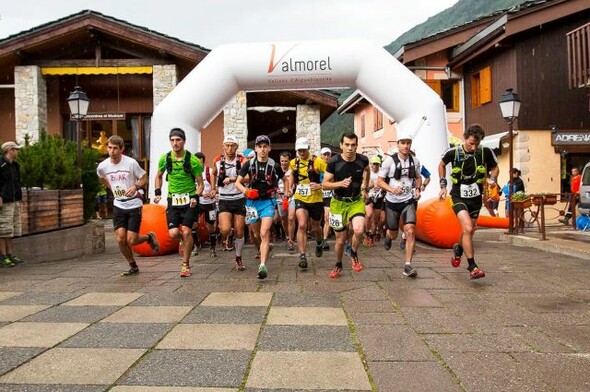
[{"x1": 567, "y1": 21, "x2": 590, "y2": 89}]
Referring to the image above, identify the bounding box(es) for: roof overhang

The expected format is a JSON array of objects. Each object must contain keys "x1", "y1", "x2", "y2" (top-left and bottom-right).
[
  {"x1": 481, "y1": 131, "x2": 517, "y2": 151},
  {"x1": 337, "y1": 89, "x2": 369, "y2": 114}
]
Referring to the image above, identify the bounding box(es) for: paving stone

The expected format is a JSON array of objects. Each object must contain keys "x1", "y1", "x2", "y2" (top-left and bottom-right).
[
  {"x1": 340, "y1": 285, "x2": 388, "y2": 301},
  {"x1": 512, "y1": 352, "x2": 590, "y2": 391},
  {"x1": 60, "y1": 323, "x2": 174, "y2": 348},
  {"x1": 0, "y1": 305, "x2": 50, "y2": 322},
  {"x1": 157, "y1": 324, "x2": 260, "y2": 350},
  {"x1": 443, "y1": 352, "x2": 551, "y2": 392},
  {"x1": 0, "y1": 292, "x2": 21, "y2": 302},
  {"x1": 349, "y1": 311, "x2": 406, "y2": 326},
  {"x1": 507, "y1": 326, "x2": 575, "y2": 353},
  {"x1": 272, "y1": 292, "x2": 340, "y2": 307},
  {"x1": 386, "y1": 288, "x2": 444, "y2": 307},
  {"x1": 342, "y1": 300, "x2": 394, "y2": 313},
  {"x1": 0, "y1": 292, "x2": 81, "y2": 305},
  {"x1": 0, "y1": 347, "x2": 45, "y2": 376},
  {"x1": 424, "y1": 331, "x2": 533, "y2": 354},
  {"x1": 183, "y1": 306, "x2": 267, "y2": 324},
  {"x1": 0, "y1": 322, "x2": 88, "y2": 347},
  {"x1": 129, "y1": 292, "x2": 208, "y2": 306},
  {"x1": 246, "y1": 351, "x2": 370, "y2": 390},
  {"x1": 0, "y1": 385, "x2": 106, "y2": 391},
  {"x1": 0, "y1": 348, "x2": 145, "y2": 385},
  {"x1": 63, "y1": 292, "x2": 144, "y2": 306},
  {"x1": 266, "y1": 307, "x2": 347, "y2": 326},
  {"x1": 369, "y1": 361, "x2": 461, "y2": 392},
  {"x1": 356, "y1": 325, "x2": 435, "y2": 361},
  {"x1": 121, "y1": 349, "x2": 250, "y2": 387},
  {"x1": 258, "y1": 325, "x2": 354, "y2": 351},
  {"x1": 201, "y1": 292, "x2": 273, "y2": 307},
  {"x1": 112, "y1": 387, "x2": 237, "y2": 392},
  {"x1": 21, "y1": 305, "x2": 120, "y2": 323},
  {"x1": 101, "y1": 306, "x2": 193, "y2": 323},
  {"x1": 543, "y1": 325, "x2": 590, "y2": 352}
]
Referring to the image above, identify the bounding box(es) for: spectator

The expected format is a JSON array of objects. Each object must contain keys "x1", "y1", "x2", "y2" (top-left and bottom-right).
[
  {"x1": 559, "y1": 166, "x2": 581, "y2": 225},
  {"x1": 0, "y1": 141, "x2": 25, "y2": 267}
]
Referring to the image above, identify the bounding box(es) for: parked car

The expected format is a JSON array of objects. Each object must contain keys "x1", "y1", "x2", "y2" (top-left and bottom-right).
[{"x1": 578, "y1": 162, "x2": 590, "y2": 216}]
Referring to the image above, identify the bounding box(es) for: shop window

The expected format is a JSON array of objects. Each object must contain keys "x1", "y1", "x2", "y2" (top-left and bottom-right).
[
  {"x1": 471, "y1": 66, "x2": 492, "y2": 108},
  {"x1": 373, "y1": 108, "x2": 383, "y2": 131}
]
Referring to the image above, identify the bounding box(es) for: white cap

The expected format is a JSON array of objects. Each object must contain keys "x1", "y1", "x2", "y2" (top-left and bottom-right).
[
  {"x1": 223, "y1": 135, "x2": 238, "y2": 145},
  {"x1": 320, "y1": 147, "x2": 331, "y2": 155},
  {"x1": 396, "y1": 129, "x2": 413, "y2": 141},
  {"x1": 295, "y1": 137, "x2": 310, "y2": 150}
]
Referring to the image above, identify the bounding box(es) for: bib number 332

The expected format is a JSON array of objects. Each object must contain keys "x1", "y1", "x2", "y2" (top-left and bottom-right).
[{"x1": 460, "y1": 183, "x2": 481, "y2": 198}]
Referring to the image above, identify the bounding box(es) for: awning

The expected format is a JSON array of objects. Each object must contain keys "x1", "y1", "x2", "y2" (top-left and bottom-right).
[
  {"x1": 41, "y1": 66, "x2": 153, "y2": 75},
  {"x1": 481, "y1": 131, "x2": 517, "y2": 150}
]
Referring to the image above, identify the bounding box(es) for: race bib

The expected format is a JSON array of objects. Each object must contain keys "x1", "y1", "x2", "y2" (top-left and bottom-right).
[
  {"x1": 328, "y1": 212, "x2": 344, "y2": 230},
  {"x1": 368, "y1": 188, "x2": 382, "y2": 199},
  {"x1": 171, "y1": 193, "x2": 190, "y2": 206},
  {"x1": 296, "y1": 184, "x2": 312, "y2": 197},
  {"x1": 208, "y1": 209, "x2": 217, "y2": 221},
  {"x1": 113, "y1": 186, "x2": 127, "y2": 199},
  {"x1": 245, "y1": 206, "x2": 259, "y2": 224},
  {"x1": 322, "y1": 189, "x2": 333, "y2": 199},
  {"x1": 460, "y1": 183, "x2": 481, "y2": 198}
]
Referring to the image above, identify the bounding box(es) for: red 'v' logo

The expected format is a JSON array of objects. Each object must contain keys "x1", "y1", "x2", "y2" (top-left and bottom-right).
[{"x1": 268, "y1": 43, "x2": 299, "y2": 73}]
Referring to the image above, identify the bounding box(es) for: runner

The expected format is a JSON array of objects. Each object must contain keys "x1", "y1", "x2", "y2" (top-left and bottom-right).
[
  {"x1": 322, "y1": 132, "x2": 370, "y2": 278},
  {"x1": 399, "y1": 153, "x2": 431, "y2": 250},
  {"x1": 320, "y1": 147, "x2": 333, "y2": 250},
  {"x1": 364, "y1": 155, "x2": 384, "y2": 247},
  {"x1": 289, "y1": 137, "x2": 327, "y2": 270},
  {"x1": 439, "y1": 124, "x2": 499, "y2": 279},
  {"x1": 276, "y1": 151, "x2": 292, "y2": 248},
  {"x1": 212, "y1": 136, "x2": 247, "y2": 270},
  {"x1": 235, "y1": 135, "x2": 290, "y2": 279},
  {"x1": 194, "y1": 152, "x2": 219, "y2": 257}
]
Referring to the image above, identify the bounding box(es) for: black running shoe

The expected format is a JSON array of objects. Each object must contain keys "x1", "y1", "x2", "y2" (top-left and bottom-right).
[
  {"x1": 315, "y1": 241, "x2": 324, "y2": 258},
  {"x1": 403, "y1": 264, "x2": 417, "y2": 278},
  {"x1": 146, "y1": 232, "x2": 160, "y2": 253},
  {"x1": 299, "y1": 254, "x2": 308, "y2": 269},
  {"x1": 121, "y1": 267, "x2": 139, "y2": 276},
  {"x1": 322, "y1": 241, "x2": 330, "y2": 250},
  {"x1": 384, "y1": 236, "x2": 392, "y2": 251}
]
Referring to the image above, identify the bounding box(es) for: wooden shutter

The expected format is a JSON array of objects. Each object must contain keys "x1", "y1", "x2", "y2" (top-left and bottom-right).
[
  {"x1": 425, "y1": 80, "x2": 441, "y2": 95},
  {"x1": 479, "y1": 66, "x2": 492, "y2": 104}
]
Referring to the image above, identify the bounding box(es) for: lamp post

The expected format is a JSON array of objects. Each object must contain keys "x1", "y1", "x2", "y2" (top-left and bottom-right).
[
  {"x1": 67, "y1": 86, "x2": 90, "y2": 168},
  {"x1": 499, "y1": 88, "x2": 521, "y2": 234}
]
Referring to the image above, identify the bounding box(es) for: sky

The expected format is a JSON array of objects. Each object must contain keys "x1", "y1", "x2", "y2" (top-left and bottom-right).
[{"x1": 0, "y1": 0, "x2": 459, "y2": 49}]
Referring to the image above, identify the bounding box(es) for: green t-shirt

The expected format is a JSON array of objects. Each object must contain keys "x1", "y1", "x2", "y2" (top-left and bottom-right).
[{"x1": 158, "y1": 151, "x2": 203, "y2": 197}]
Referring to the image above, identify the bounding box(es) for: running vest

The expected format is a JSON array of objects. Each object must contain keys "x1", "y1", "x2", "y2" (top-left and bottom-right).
[
  {"x1": 293, "y1": 156, "x2": 320, "y2": 184},
  {"x1": 165, "y1": 151, "x2": 194, "y2": 181},
  {"x1": 248, "y1": 158, "x2": 278, "y2": 199},
  {"x1": 217, "y1": 154, "x2": 242, "y2": 187},
  {"x1": 390, "y1": 153, "x2": 417, "y2": 180},
  {"x1": 450, "y1": 147, "x2": 487, "y2": 185}
]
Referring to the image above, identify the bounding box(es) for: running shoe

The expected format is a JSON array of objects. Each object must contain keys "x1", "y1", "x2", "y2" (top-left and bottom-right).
[
  {"x1": 399, "y1": 238, "x2": 406, "y2": 250},
  {"x1": 299, "y1": 254, "x2": 308, "y2": 269},
  {"x1": 384, "y1": 236, "x2": 392, "y2": 251},
  {"x1": 451, "y1": 243, "x2": 463, "y2": 268},
  {"x1": 315, "y1": 241, "x2": 324, "y2": 258},
  {"x1": 209, "y1": 248, "x2": 217, "y2": 258},
  {"x1": 146, "y1": 231, "x2": 160, "y2": 253},
  {"x1": 235, "y1": 256, "x2": 245, "y2": 271},
  {"x1": 351, "y1": 251, "x2": 363, "y2": 272},
  {"x1": 363, "y1": 236, "x2": 371, "y2": 246},
  {"x1": 287, "y1": 239, "x2": 295, "y2": 253},
  {"x1": 180, "y1": 263, "x2": 191, "y2": 277},
  {"x1": 257, "y1": 264, "x2": 268, "y2": 279},
  {"x1": 8, "y1": 255, "x2": 24, "y2": 264},
  {"x1": 322, "y1": 241, "x2": 330, "y2": 250},
  {"x1": 470, "y1": 267, "x2": 485, "y2": 280},
  {"x1": 1, "y1": 257, "x2": 14, "y2": 268},
  {"x1": 328, "y1": 265, "x2": 342, "y2": 279},
  {"x1": 403, "y1": 264, "x2": 417, "y2": 278},
  {"x1": 366, "y1": 237, "x2": 375, "y2": 247},
  {"x1": 121, "y1": 266, "x2": 139, "y2": 276}
]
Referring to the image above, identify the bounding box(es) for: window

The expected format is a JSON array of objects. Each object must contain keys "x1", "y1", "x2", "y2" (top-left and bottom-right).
[
  {"x1": 471, "y1": 66, "x2": 492, "y2": 108},
  {"x1": 425, "y1": 80, "x2": 460, "y2": 112},
  {"x1": 373, "y1": 108, "x2": 383, "y2": 131},
  {"x1": 360, "y1": 113, "x2": 366, "y2": 138}
]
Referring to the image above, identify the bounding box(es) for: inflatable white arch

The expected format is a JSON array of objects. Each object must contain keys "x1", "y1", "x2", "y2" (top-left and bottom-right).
[{"x1": 150, "y1": 40, "x2": 448, "y2": 200}]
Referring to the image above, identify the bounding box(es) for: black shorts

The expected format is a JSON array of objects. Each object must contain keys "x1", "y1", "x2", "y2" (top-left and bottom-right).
[
  {"x1": 166, "y1": 204, "x2": 199, "y2": 229},
  {"x1": 199, "y1": 202, "x2": 217, "y2": 224},
  {"x1": 323, "y1": 197, "x2": 331, "y2": 208},
  {"x1": 218, "y1": 198, "x2": 246, "y2": 216},
  {"x1": 384, "y1": 199, "x2": 416, "y2": 231},
  {"x1": 113, "y1": 206, "x2": 142, "y2": 233},
  {"x1": 451, "y1": 195, "x2": 483, "y2": 219},
  {"x1": 294, "y1": 199, "x2": 324, "y2": 221},
  {"x1": 366, "y1": 196, "x2": 384, "y2": 210}
]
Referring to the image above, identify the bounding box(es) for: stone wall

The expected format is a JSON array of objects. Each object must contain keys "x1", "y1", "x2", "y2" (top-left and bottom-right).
[
  {"x1": 296, "y1": 104, "x2": 321, "y2": 154},
  {"x1": 153, "y1": 65, "x2": 178, "y2": 108},
  {"x1": 223, "y1": 91, "x2": 248, "y2": 149},
  {"x1": 14, "y1": 65, "x2": 47, "y2": 142}
]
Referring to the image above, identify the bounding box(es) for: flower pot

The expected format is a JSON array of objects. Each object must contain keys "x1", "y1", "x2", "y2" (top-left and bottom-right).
[{"x1": 512, "y1": 199, "x2": 532, "y2": 209}]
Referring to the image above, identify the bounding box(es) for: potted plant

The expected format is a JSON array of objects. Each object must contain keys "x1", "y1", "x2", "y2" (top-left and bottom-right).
[{"x1": 511, "y1": 191, "x2": 532, "y2": 208}]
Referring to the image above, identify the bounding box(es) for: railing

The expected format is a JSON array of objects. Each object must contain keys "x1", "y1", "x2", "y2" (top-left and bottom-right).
[{"x1": 567, "y1": 21, "x2": 590, "y2": 89}]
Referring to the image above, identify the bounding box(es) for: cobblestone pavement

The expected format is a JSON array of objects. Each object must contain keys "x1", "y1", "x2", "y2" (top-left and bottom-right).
[{"x1": 0, "y1": 224, "x2": 589, "y2": 391}]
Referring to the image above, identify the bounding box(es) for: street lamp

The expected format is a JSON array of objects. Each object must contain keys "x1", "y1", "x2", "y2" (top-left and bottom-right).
[
  {"x1": 67, "y1": 86, "x2": 90, "y2": 168},
  {"x1": 499, "y1": 88, "x2": 521, "y2": 234}
]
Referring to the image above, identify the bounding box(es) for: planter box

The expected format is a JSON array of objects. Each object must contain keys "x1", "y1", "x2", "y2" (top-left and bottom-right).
[
  {"x1": 532, "y1": 194, "x2": 558, "y2": 206},
  {"x1": 512, "y1": 199, "x2": 532, "y2": 209},
  {"x1": 21, "y1": 189, "x2": 84, "y2": 236}
]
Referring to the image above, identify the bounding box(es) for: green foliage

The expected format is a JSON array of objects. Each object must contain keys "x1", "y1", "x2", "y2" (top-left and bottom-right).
[
  {"x1": 511, "y1": 191, "x2": 529, "y2": 202},
  {"x1": 18, "y1": 131, "x2": 101, "y2": 222}
]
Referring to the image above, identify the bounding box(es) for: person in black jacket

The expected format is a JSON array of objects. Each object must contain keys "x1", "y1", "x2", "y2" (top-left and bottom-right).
[{"x1": 0, "y1": 141, "x2": 24, "y2": 267}]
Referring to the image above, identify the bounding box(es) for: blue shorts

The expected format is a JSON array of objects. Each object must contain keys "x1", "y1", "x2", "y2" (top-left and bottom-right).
[{"x1": 245, "y1": 198, "x2": 276, "y2": 224}]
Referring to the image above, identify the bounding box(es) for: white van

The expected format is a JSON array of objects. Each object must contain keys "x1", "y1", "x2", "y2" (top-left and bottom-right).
[{"x1": 579, "y1": 162, "x2": 590, "y2": 215}]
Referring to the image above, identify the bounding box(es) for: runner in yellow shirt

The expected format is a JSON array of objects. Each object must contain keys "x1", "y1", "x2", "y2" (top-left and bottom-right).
[{"x1": 288, "y1": 137, "x2": 327, "y2": 270}]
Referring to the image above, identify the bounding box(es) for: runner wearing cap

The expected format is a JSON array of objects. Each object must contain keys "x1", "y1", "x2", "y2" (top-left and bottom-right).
[
  {"x1": 212, "y1": 135, "x2": 247, "y2": 271},
  {"x1": 153, "y1": 128, "x2": 204, "y2": 278},
  {"x1": 288, "y1": 137, "x2": 327, "y2": 270},
  {"x1": 364, "y1": 155, "x2": 385, "y2": 247},
  {"x1": 377, "y1": 131, "x2": 422, "y2": 278},
  {"x1": 235, "y1": 135, "x2": 290, "y2": 279},
  {"x1": 320, "y1": 147, "x2": 333, "y2": 250}
]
